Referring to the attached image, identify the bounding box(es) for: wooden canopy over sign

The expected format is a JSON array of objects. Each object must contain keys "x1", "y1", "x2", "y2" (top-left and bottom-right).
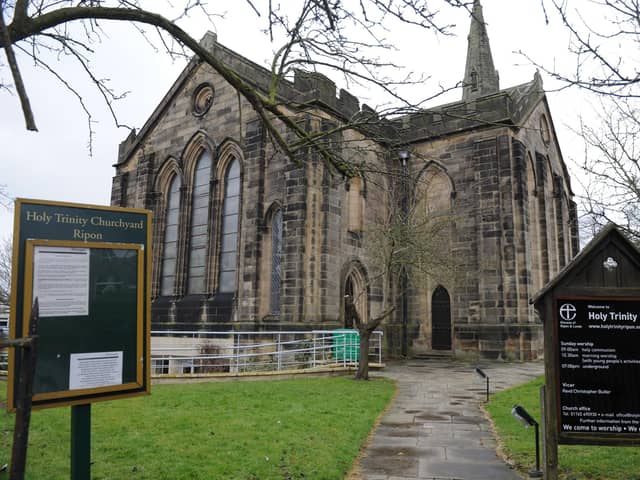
[{"x1": 532, "y1": 225, "x2": 640, "y2": 479}]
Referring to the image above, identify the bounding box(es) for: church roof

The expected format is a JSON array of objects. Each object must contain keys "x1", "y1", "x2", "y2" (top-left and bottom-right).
[
  {"x1": 117, "y1": 32, "x2": 373, "y2": 165},
  {"x1": 117, "y1": 6, "x2": 551, "y2": 163},
  {"x1": 393, "y1": 71, "x2": 545, "y2": 144}
]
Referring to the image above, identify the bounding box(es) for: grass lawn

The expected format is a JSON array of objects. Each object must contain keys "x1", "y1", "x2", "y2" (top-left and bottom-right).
[
  {"x1": 0, "y1": 376, "x2": 395, "y2": 479},
  {"x1": 486, "y1": 376, "x2": 640, "y2": 480}
]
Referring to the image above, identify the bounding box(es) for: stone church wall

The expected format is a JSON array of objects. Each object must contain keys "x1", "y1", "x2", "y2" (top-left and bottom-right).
[
  {"x1": 112, "y1": 59, "x2": 392, "y2": 337},
  {"x1": 408, "y1": 119, "x2": 575, "y2": 360},
  {"x1": 111, "y1": 29, "x2": 578, "y2": 360}
]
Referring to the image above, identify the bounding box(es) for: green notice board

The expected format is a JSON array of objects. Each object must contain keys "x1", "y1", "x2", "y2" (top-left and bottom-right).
[{"x1": 8, "y1": 199, "x2": 151, "y2": 410}]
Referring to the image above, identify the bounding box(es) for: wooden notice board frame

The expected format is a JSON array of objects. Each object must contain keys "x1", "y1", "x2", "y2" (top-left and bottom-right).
[
  {"x1": 8, "y1": 198, "x2": 152, "y2": 411},
  {"x1": 23, "y1": 240, "x2": 145, "y2": 404}
]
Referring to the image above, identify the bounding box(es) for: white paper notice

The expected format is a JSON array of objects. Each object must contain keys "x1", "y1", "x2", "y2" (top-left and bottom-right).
[
  {"x1": 33, "y1": 246, "x2": 90, "y2": 317},
  {"x1": 69, "y1": 351, "x2": 123, "y2": 390}
]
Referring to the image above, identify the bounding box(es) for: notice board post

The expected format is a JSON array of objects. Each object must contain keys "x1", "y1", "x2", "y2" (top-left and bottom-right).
[
  {"x1": 8, "y1": 199, "x2": 151, "y2": 478},
  {"x1": 71, "y1": 404, "x2": 91, "y2": 479},
  {"x1": 532, "y1": 225, "x2": 640, "y2": 480}
]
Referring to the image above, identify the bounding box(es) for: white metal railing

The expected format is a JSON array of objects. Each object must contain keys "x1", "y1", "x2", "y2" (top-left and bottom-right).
[
  {"x1": 0, "y1": 308, "x2": 8, "y2": 374},
  {"x1": 0, "y1": 328, "x2": 383, "y2": 377},
  {"x1": 150, "y1": 329, "x2": 383, "y2": 377}
]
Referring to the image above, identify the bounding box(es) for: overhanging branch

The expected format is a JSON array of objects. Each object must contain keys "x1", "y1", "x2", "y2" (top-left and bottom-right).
[
  {"x1": 0, "y1": 1, "x2": 37, "y2": 131},
  {"x1": 4, "y1": 5, "x2": 361, "y2": 174}
]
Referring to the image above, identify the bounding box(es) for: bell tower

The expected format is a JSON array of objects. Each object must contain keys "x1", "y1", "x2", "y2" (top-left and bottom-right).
[{"x1": 462, "y1": 0, "x2": 500, "y2": 100}]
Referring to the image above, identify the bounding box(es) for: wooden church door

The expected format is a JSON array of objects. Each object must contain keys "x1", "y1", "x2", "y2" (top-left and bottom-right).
[{"x1": 431, "y1": 286, "x2": 452, "y2": 350}]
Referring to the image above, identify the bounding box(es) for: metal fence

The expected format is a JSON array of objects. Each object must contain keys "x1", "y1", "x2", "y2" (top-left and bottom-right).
[
  {"x1": 150, "y1": 329, "x2": 383, "y2": 377},
  {"x1": 0, "y1": 306, "x2": 7, "y2": 373},
  {"x1": 0, "y1": 327, "x2": 383, "y2": 377}
]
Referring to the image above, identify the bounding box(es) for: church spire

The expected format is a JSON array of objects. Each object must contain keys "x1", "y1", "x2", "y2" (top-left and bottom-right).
[{"x1": 462, "y1": 0, "x2": 500, "y2": 101}]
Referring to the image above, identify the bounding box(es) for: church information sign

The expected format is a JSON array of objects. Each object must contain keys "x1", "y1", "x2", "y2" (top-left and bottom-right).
[
  {"x1": 556, "y1": 296, "x2": 640, "y2": 443},
  {"x1": 8, "y1": 199, "x2": 151, "y2": 410}
]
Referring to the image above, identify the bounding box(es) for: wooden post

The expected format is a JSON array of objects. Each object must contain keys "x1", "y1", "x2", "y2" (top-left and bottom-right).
[
  {"x1": 540, "y1": 385, "x2": 547, "y2": 471},
  {"x1": 542, "y1": 299, "x2": 558, "y2": 480},
  {"x1": 10, "y1": 299, "x2": 39, "y2": 480},
  {"x1": 71, "y1": 404, "x2": 91, "y2": 480}
]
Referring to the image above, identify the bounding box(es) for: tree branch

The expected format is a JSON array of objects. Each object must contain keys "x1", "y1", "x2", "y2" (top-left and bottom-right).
[
  {"x1": 0, "y1": 2, "x2": 470, "y2": 175},
  {"x1": 13, "y1": 0, "x2": 29, "y2": 25},
  {"x1": 0, "y1": 0, "x2": 37, "y2": 131}
]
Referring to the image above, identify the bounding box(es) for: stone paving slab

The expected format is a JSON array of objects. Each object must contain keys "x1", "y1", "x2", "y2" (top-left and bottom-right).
[
  {"x1": 418, "y1": 460, "x2": 520, "y2": 480},
  {"x1": 355, "y1": 359, "x2": 544, "y2": 480}
]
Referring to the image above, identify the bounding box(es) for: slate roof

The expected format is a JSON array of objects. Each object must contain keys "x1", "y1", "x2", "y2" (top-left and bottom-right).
[
  {"x1": 390, "y1": 73, "x2": 544, "y2": 144},
  {"x1": 117, "y1": 2, "x2": 550, "y2": 164}
]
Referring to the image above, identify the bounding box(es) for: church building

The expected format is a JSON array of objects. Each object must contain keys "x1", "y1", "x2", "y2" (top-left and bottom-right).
[{"x1": 111, "y1": 1, "x2": 578, "y2": 360}]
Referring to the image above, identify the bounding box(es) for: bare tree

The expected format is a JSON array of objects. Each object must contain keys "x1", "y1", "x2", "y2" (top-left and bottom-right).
[
  {"x1": 0, "y1": 184, "x2": 11, "y2": 209},
  {"x1": 349, "y1": 159, "x2": 455, "y2": 380},
  {"x1": 522, "y1": 1, "x2": 639, "y2": 239},
  {"x1": 0, "y1": 1, "x2": 470, "y2": 174},
  {"x1": 0, "y1": 187, "x2": 13, "y2": 306},
  {"x1": 531, "y1": 0, "x2": 639, "y2": 98},
  {"x1": 574, "y1": 98, "x2": 640, "y2": 241},
  {"x1": 0, "y1": 236, "x2": 11, "y2": 305}
]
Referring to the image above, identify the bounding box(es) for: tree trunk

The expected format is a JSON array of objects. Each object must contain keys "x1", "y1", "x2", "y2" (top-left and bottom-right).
[{"x1": 355, "y1": 327, "x2": 371, "y2": 380}]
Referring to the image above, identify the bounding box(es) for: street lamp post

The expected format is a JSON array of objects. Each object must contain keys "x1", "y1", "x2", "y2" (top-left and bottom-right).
[{"x1": 398, "y1": 149, "x2": 410, "y2": 357}]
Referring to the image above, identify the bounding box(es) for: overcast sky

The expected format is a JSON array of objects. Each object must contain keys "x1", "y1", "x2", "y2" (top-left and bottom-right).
[{"x1": 0, "y1": 0, "x2": 591, "y2": 241}]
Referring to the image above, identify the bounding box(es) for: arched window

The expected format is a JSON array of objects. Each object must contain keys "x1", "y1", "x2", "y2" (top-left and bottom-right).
[
  {"x1": 526, "y1": 153, "x2": 542, "y2": 291},
  {"x1": 347, "y1": 177, "x2": 364, "y2": 232},
  {"x1": 270, "y1": 209, "x2": 283, "y2": 314},
  {"x1": 218, "y1": 158, "x2": 240, "y2": 292},
  {"x1": 562, "y1": 194, "x2": 572, "y2": 266},
  {"x1": 540, "y1": 114, "x2": 551, "y2": 145},
  {"x1": 470, "y1": 70, "x2": 479, "y2": 91},
  {"x1": 545, "y1": 161, "x2": 559, "y2": 277},
  {"x1": 161, "y1": 175, "x2": 181, "y2": 296},
  {"x1": 187, "y1": 150, "x2": 212, "y2": 294},
  {"x1": 424, "y1": 169, "x2": 452, "y2": 215}
]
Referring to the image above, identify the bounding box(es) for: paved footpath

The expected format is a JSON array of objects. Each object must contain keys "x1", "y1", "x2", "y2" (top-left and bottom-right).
[{"x1": 355, "y1": 360, "x2": 544, "y2": 480}]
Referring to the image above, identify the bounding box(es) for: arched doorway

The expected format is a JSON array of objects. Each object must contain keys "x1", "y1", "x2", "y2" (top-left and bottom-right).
[
  {"x1": 431, "y1": 286, "x2": 452, "y2": 350},
  {"x1": 343, "y1": 266, "x2": 367, "y2": 328},
  {"x1": 344, "y1": 276, "x2": 355, "y2": 328}
]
